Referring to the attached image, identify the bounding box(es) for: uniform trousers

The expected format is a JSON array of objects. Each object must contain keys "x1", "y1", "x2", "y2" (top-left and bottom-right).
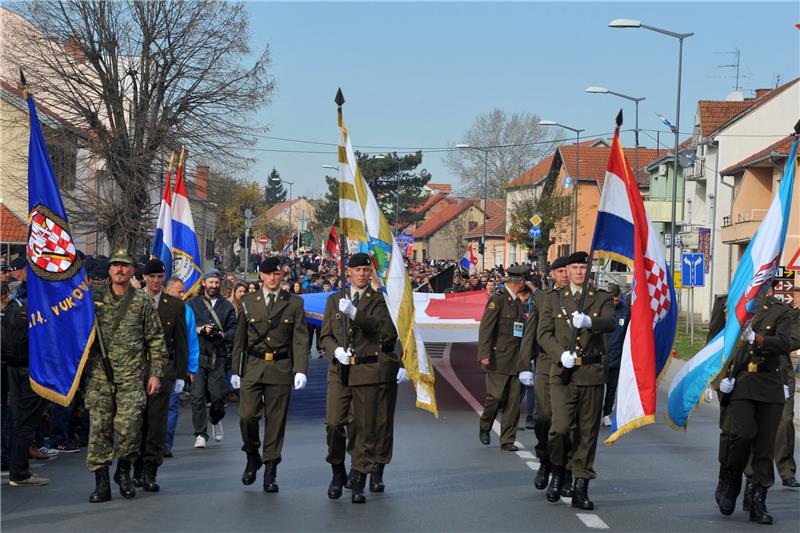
[
  {"x1": 479, "y1": 373, "x2": 521, "y2": 446},
  {"x1": 548, "y1": 381, "x2": 603, "y2": 479},
  {"x1": 533, "y1": 370, "x2": 551, "y2": 461},
  {"x1": 326, "y1": 379, "x2": 380, "y2": 474},
  {"x1": 774, "y1": 396, "x2": 796, "y2": 481},
  {"x1": 238, "y1": 380, "x2": 291, "y2": 464},
  {"x1": 138, "y1": 377, "x2": 174, "y2": 466},
  {"x1": 724, "y1": 398, "x2": 782, "y2": 488},
  {"x1": 7, "y1": 367, "x2": 47, "y2": 481}
]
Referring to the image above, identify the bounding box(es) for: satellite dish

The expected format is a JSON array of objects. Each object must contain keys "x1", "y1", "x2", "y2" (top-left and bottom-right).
[{"x1": 725, "y1": 91, "x2": 744, "y2": 102}]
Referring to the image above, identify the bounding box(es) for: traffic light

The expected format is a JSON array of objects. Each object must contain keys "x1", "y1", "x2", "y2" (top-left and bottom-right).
[{"x1": 478, "y1": 243, "x2": 485, "y2": 255}]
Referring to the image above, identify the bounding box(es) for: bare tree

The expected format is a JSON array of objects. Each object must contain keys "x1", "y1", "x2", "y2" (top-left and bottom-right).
[
  {"x1": 7, "y1": 1, "x2": 274, "y2": 248},
  {"x1": 445, "y1": 108, "x2": 560, "y2": 197}
]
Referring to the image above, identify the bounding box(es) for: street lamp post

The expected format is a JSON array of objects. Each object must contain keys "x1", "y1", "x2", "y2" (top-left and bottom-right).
[
  {"x1": 456, "y1": 144, "x2": 490, "y2": 271},
  {"x1": 539, "y1": 120, "x2": 584, "y2": 254},
  {"x1": 609, "y1": 18, "x2": 693, "y2": 275},
  {"x1": 269, "y1": 175, "x2": 295, "y2": 249},
  {"x1": 586, "y1": 86, "x2": 645, "y2": 183}
]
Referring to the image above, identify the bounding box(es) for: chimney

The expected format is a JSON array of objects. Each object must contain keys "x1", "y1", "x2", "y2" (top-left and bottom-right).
[
  {"x1": 194, "y1": 166, "x2": 209, "y2": 201},
  {"x1": 754, "y1": 88, "x2": 770, "y2": 99},
  {"x1": 63, "y1": 35, "x2": 86, "y2": 61}
]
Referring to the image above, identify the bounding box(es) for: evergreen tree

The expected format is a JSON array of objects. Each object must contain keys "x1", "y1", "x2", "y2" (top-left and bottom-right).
[{"x1": 264, "y1": 168, "x2": 287, "y2": 207}]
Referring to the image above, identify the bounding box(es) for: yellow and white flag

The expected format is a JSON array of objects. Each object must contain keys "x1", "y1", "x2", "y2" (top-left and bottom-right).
[{"x1": 337, "y1": 95, "x2": 438, "y2": 416}]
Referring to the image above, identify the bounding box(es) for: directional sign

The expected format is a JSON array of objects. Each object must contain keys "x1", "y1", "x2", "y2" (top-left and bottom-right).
[
  {"x1": 773, "y1": 280, "x2": 794, "y2": 291},
  {"x1": 529, "y1": 226, "x2": 541, "y2": 239},
  {"x1": 681, "y1": 252, "x2": 705, "y2": 287},
  {"x1": 259, "y1": 235, "x2": 269, "y2": 246},
  {"x1": 530, "y1": 214, "x2": 542, "y2": 227},
  {"x1": 773, "y1": 265, "x2": 795, "y2": 304}
]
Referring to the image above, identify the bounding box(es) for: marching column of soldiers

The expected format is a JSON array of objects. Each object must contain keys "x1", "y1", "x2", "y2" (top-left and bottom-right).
[{"x1": 72, "y1": 247, "x2": 798, "y2": 523}]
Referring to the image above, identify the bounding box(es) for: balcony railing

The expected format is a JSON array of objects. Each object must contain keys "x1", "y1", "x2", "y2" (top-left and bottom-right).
[
  {"x1": 736, "y1": 208, "x2": 767, "y2": 224},
  {"x1": 722, "y1": 215, "x2": 732, "y2": 228},
  {"x1": 683, "y1": 158, "x2": 705, "y2": 181}
]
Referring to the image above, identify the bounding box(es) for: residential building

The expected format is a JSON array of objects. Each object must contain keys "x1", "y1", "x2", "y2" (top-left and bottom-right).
[
  {"x1": 411, "y1": 200, "x2": 485, "y2": 262},
  {"x1": 463, "y1": 199, "x2": 506, "y2": 268}
]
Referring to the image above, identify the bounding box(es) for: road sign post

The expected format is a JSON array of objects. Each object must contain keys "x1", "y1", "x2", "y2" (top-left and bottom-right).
[{"x1": 529, "y1": 226, "x2": 541, "y2": 239}]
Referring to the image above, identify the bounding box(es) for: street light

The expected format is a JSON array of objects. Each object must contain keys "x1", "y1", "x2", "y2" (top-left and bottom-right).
[
  {"x1": 609, "y1": 18, "x2": 693, "y2": 275},
  {"x1": 586, "y1": 86, "x2": 645, "y2": 184},
  {"x1": 539, "y1": 120, "x2": 585, "y2": 254},
  {"x1": 269, "y1": 174, "x2": 295, "y2": 250},
  {"x1": 456, "y1": 143, "x2": 490, "y2": 271}
]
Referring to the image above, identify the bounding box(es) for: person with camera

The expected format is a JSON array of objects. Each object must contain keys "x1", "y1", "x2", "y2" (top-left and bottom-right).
[{"x1": 187, "y1": 269, "x2": 237, "y2": 449}]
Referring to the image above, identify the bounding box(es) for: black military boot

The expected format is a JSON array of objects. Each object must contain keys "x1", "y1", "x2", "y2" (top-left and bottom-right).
[
  {"x1": 113, "y1": 460, "x2": 136, "y2": 499},
  {"x1": 142, "y1": 463, "x2": 160, "y2": 492},
  {"x1": 345, "y1": 468, "x2": 355, "y2": 490},
  {"x1": 369, "y1": 463, "x2": 385, "y2": 493},
  {"x1": 263, "y1": 461, "x2": 279, "y2": 493},
  {"x1": 718, "y1": 469, "x2": 742, "y2": 516},
  {"x1": 351, "y1": 471, "x2": 367, "y2": 504},
  {"x1": 132, "y1": 460, "x2": 144, "y2": 488},
  {"x1": 242, "y1": 453, "x2": 261, "y2": 485},
  {"x1": 89, "y1": 467, "x2": 112, "y2": 503},
  {"x1": 546, "y1": 466, "x2": 565, "y2": 503},
  {"x1": 749, "y1": 485, "x2": 772, "y2": 525},
  {"x1": 534, "y1": 461, "x2": 551, "y2": 490},
  {"x1": 571, "y1": 478, "x2": 594, "y2": 510},
  {"x1": 742, "y1": 477, "x2": 753, "y2": 511},
  {"x1": 328, "y1": 464, "x2": 347, "y2": 499},
  {"x1": 715, "y1": 465, "x2": 728, "y2": 505},
  {"x1": 561, "y1": 470, "x2": 574, "y2": 498}
]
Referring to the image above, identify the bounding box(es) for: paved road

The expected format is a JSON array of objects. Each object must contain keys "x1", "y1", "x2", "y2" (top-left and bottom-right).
[{"x1": 2, "y1": 344, "x2": 798, "y2": 532}]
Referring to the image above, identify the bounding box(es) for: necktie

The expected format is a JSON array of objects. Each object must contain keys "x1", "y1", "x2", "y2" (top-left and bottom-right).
[
  {"x1": 352, "y1": 292, "x2": 360, "y2": 306},
  {"x1": 267, "y1": 293, "x2": 275, "y2": 313},
  {"x1": 574, "y1": 290, "x2": 581, "y2": 303}
]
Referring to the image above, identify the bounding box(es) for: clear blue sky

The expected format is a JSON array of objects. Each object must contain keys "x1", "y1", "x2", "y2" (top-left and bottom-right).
[{"x1": 242, "y1": 1, "x2": 799, "y2": 198}]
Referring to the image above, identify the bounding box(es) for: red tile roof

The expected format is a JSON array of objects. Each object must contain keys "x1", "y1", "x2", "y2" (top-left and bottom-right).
[
  {"x1": 720, "y1": 135, "x2": 796, "y2": 175},
  {"x1": 1, "y1": 203, "x2": 27, "y2": 244},
  {"x1": 505, "y1": 155, "x2": 555, "y2": 189},
  {"x1": 412, "y1": 200, "x2": 479, "y2": 239},
  {"x1": 410, "y1": 193, "x2": 451, "y2": 214},
  {"x1": 425, "y1": 183, "x2": 453, "y2": 193},
  {"x1": 697, "y1": 100, "x2": 755, "y2": 138},
  {"x1": 558, "y1": 144, "x2": 664, "y2": 190},
  {"x1": 485, "y1": 198, "x2": 505, "y2": 219}
]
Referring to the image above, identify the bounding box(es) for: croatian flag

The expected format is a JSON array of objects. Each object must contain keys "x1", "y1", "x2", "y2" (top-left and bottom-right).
[
  {"x1": 593, "y1": 115, "x2": 677, "y2": 445},
  {"x1": 150, "y1": 153, "x2": 175, "y2": 278},
  {"x1": 459, "y1": 243, "x2": 478, "y2": 274},
  {"x1": 666, "y1": 136, "x2": 797, "y2": 430},
  {"x1": 657, "y1": 113, "x2": 677, "y2": 134},
  {"x1": 171, "y1": 148, "x2": 202, "y2": 298}
]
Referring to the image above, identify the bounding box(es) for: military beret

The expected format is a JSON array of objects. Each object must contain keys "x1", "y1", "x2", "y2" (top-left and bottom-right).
[
  {"x1": 8, "y1": 257, "x2": 27, "y2": 272},
  {"x1": 143, "y1": 259, "x2": 166, "y2": 275},
  {"x1": 203, "y1": 268, "x2": 221, "y2": 280},
  {"x1": 259, "y1": 257, "x2": 281, "y2": 273},
  {"x1": 566, "y1": 251, "x2": 589, "y2": 265},
  {"x1": 348, "y1": 253, "x2": 371, "y2": 268},
  {"x1": 608, "y1": 283, "x2": 621, "y2": 296},
  {"x1": 549, "y1": 256, "x2": 569, "y2": 271},
  {"x1": 108, "y1": 248, "x2": 134, "y2": 265},
  {"x1": 506, "y1": 263, "x2": 530, "y2": 281}
]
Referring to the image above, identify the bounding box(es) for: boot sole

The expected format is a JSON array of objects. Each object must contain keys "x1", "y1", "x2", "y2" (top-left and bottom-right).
[
  {"x1": 89, "y1": 496, "x2": 111, "y2": 503},
  {"x1": 328, "y1": 490, "x2": 343, "y2": 499}
]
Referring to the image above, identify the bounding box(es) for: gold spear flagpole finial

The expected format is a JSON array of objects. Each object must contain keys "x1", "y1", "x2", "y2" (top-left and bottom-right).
[{"x1": 616, "y1": 109, "x2": 624, "y2": 129}]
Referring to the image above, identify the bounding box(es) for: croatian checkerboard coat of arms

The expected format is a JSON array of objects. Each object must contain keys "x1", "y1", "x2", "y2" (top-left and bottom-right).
[{"x1": 27, "y1": 204, "x2": 82, "y2": 281}]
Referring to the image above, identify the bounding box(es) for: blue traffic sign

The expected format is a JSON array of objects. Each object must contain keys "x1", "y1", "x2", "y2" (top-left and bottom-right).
[
  {"x1": 529, "y1": 226, "x2": 541, "y2": 239},
  {"x1": 681, "y1": 252, "x2": 705, "y2": 287}
]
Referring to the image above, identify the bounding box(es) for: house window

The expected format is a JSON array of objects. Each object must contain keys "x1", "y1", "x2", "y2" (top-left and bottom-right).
[
  {"x1": 558, "y1": 244, "x2": 571, "y2": 257},
  {"x1": 44, "y1": 129, "x2": 77, "y2": 190},
  {"x1": 508, "y1": 246, "x2": 516, "y2": 265},
  {"x1": 468, "y1": 221, "x2": 478, "y2": 231}
]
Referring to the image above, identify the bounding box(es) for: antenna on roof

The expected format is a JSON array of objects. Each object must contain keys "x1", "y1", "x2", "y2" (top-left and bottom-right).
[{"x1": 717, "y1": 48, "x2": 744, "y2": 91}]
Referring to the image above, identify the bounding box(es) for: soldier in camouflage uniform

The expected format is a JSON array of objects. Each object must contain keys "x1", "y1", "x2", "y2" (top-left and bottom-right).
[{"x1": 86, "y1": 249, "x2": 167, "y2": 503}]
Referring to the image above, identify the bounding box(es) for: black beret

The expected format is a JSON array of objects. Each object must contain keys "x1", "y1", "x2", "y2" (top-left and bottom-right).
[
  {"x1": 548, "y1": 256, "x2": 569, "y2": 271},
  {"x1": 566, "y1": 251, "x2": 589, "y2": 265},
  {"x1": 260, "y1": 257, "x2": 281, "y2": 273},
  {"x1": 8, "y1": 257, "x2": 27, "y2": 272},
  {"x1": 348, "y1": 253, "x2": 371, "y2": 268},
  {"x1": 143, "y1": 259, "x2": 166, "y2": 275},
  {"x1": 506, "y1": 263, "x2": 530, "y2": 278}
]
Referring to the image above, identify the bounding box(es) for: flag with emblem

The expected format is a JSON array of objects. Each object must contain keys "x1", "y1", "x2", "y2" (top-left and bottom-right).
[
  {"x1": 666, "y1": 134, "x2": 798, "y2": 430},
  {"x1": 170, "y1": 147, "x2": 202, "y2": 298},
  {"x1": 336, "y1": 89, "x2": 437, "y2": 416},
  {"x1": 24, "y1": 85, "x2": 96, "y2": 406},
  {"x1": 325, "y1": 223, "x2": 340, "y2": 264},
  {"x1": 595, "y1": 113, "x2": 677, "y2": 445},
  {"x1": 150, "y1": 152, "x2": 175, "y2": 277}
]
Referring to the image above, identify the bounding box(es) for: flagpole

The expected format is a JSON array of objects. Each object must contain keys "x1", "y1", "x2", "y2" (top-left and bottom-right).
[{"x1": 336, "y1": 88, "x2": 350, "y2": 387}]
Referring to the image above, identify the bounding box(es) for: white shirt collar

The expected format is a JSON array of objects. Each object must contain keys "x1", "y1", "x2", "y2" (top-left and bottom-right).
[{"x1": 505, "y1": 285, "x2": 518, "y2": 300}]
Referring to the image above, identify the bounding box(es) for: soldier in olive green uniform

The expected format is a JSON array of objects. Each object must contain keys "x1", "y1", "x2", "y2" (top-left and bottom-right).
[
  {"x1": 717, "y1": 294, "x2": 795, "y2": 524},
  {"x1": 231, "y1": 257, "x2": 308, "y2": 493},
  {"x1": 521, "y1": 255, "x2": 568, "y2": 490},
  {"x1": 537, "y1": 252, "x2": 614, "y2": 509},
  {"x1": 134, "y1": 259, "x2": 188, "y2": 492},
  {"x1": 320, "y1": 253, "x2": 400, "y2": 504},
  {"x1": 477, "y1": 264, "x2": 532, "y2": 452},
  {"x1": 773, "y1": 346, "x2": 799, "y2": 488},
  {"x1": 86, "y1": 249, "x2": 167, "y2": 503}
]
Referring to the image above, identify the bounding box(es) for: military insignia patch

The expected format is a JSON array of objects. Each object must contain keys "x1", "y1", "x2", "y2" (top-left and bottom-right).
[
  {"x1": 27, "y1": 204, "x2": 81, "y2": 281},
  {"x1": 488, "y1": 302, "x2": 496, "y2": 309}
]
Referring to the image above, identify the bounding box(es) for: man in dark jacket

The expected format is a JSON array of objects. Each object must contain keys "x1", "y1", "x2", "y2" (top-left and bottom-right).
[
  {"x1": 2, "y1": 280, "x2": 48, "y2": 486},
  {"x1": 602, "y1": 285, "x2": 630, "y2": 427},
  {"x1": 187, "y1": 270, "x2": 237, "y2": 448}
]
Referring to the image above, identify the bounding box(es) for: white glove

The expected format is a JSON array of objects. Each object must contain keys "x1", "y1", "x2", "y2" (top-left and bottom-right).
[
  {"x1": 571, "y1": 311, "x2": 592, "y2": 329},
  {"x1": 334, "y1": 347, "x2": 351, "y2": 366},
  {"x1": 743, "y1": 325, "x2": 755, "y2": 344},
  {"x1": 719, "y1": 377, "x2": 735, "y2": 394},
  {"x1": 294, "y1": 372, "x2": 307, "y2": 390},
  {"x1": 785, "y1": 385, "x2": 791, "y2": 400},
  {"x1": 230, "y1": 374, "x2": 241, "y2": 390},
  {"x1": 396, "y1": 368, "x2": 410, "y2": 384},
  {"x1": 173, "y1": 379, "x2": 185, "y2": 394},
  {"x1": 338, "y1": 298, "x2": 357, "y2": 319},
  {"x1": 560, "y1": 351, "x2": 577, "y2": 369},
  {"x1": 519, "y1": 371, "x2": 534, "y2": 387}
]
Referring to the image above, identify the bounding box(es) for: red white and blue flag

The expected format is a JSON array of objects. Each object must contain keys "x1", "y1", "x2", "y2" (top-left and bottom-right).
[
  {"x1": 170, "y1": 148, "x2": 202, "y2": 298},
  {"x1": 593, "y1": 119, "x2": 677, "y2": 445},
  {"x1": 666, "y1": 136, "x2": 797, "y2": 429},
  {"x1": 150, "y1": 153, "x2": 175, "y2": 278},
  {"x1": 459, "y1": 243, "x2": 478, "y2": 274}
]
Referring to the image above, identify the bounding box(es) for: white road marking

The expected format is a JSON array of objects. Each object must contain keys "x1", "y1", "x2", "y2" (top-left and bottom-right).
[
  {"x1": 576, "y1": 513, "x2": 609, "y2": 529},
  {"x1": 526, "y1": 461, "x2": 540, "y2": 471},
  {"x1": 516, "y1": 450, "x2": 535, "y2": 459},
  {"x1": 561, "y1": 496, "x2": 572, "y2": 505}
]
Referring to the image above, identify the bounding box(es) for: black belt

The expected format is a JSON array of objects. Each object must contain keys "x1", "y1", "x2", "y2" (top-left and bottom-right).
[
  {"x1": 575, "y1": 355, "x2": 601, "y2": 366},
  {"x1": 248, "y1": 349, "x2": 290, "y2": 362},
  {"x1": 348, "y1": 355, "x2": 378, "y2": 365}
]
